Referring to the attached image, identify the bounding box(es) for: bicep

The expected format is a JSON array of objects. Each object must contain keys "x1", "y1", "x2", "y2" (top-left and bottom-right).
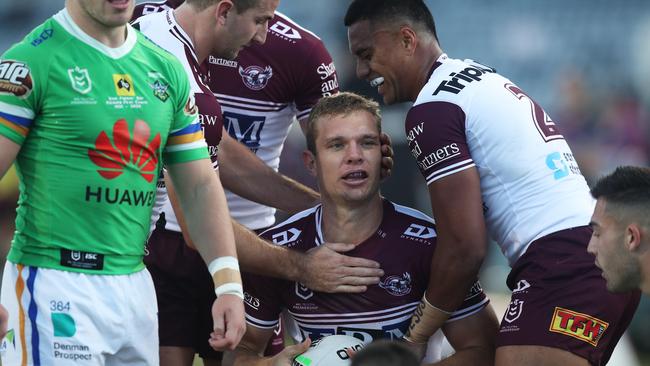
[
  {"x1": 165, "y1": 158, "x2": 218, "y2": 195},
  {"x1": 0, "y1": 135, "x2": 21, "y2": 179},
  {"x1": 428, "y1": 167, "x2": 485, "y2": 242}
]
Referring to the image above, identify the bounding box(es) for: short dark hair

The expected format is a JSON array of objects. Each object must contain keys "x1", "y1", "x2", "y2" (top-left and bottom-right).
[
  {"x1": 306, "y1": 92, "x2": 382, "y2": 155},
  {"x1": 591, "y1": 166, "x2": 650, "y2": 223},
  {"x1": 351, "y1": 340, "x2": 419, "y2": 366},
  {"x1": 591, "y1": 166, "x2": 650, "y2": 204},
  {"x1": 344, "y1": 0, "x2": 438, "y2": 41},
  {"x1": 186, "y1": 0, "x2": 258, "y2": 12}
]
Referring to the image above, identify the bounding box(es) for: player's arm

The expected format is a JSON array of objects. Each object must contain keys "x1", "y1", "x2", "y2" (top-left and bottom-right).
[
  {"x1": 218, "y1": 128, "x2": 320, "y2": 214},
  {"x1": 406, "y1": 168, "x2": 487, "y2": 343},
  {"x1": 166, "y1": 159, "x2": 246, "y2": 350},
  {"x1": 0, "y1": 136, "x2": 20, "y2": 179},
  {"x1": 431, "y1": 303, "x2": 499, "y2": 366},
  {"x1": 222, "y1": 325, "x2": 310, "y2": 366}
]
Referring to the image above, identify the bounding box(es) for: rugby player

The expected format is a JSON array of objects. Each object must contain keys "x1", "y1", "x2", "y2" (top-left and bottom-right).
[
  {"x1": 0, "y1": 0, "x2": 245, "y2": 364},
  {"x1": 344, "y1": 1, "x2": 641, "y2": 365},
  {"x1": 588, "y1": 166, "x2": 650, "y2": 295},
  {"x1": 223, "y1": 92, "x2": 498, "y2": 366},
  {"x1": 132, "y1": 1, "x2": 385, "y2": 364}
]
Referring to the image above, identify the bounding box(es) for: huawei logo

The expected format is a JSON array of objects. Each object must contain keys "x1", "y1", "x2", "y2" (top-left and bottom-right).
[{"x1": 88, "y1": 119, "x2": 161, "y2": 182}]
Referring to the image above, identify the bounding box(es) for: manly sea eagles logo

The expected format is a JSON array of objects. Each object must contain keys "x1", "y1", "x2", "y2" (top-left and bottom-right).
[
  {"x1": 379, "y1": 272, "x2": 412, "y2": 296},
  {"x1": 238, "y1": 65, "x2": 273, "y2": 91}
]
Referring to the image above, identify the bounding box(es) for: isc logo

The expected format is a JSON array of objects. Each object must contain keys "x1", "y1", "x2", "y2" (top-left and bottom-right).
[{"x1": 549, "y1": 307, "x2": 609, "y2": 346}]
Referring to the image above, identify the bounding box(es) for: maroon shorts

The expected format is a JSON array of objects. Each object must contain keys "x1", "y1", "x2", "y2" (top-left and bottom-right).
[
  {"x1": 495, "y1": 226, "x2": 641, "y2": 365},
  {"x1": 145, "y1": 226, "x2": 285, "y2": 359}
]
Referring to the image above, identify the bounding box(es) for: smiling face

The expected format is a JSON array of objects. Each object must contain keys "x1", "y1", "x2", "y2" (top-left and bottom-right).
[
  {"x1": 215, "y1": 0, "x2": 278, "y2": 60},
  {"x1": 587, "y1": 199, "x2": 642, "y2": 292},
  {"x1": 348, "y1": 20, "x2": 410, "y2": 105},
  {"x1": 304, "y1": 110, "x2": 382, "y2": 205}
]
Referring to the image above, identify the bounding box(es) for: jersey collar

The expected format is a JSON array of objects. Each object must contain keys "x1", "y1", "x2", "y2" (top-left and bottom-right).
[
  {"x1": 426, "y1": 53, "x2": 448, "y2": 81},
  {"x1": 54, "y1": 8, "x2": 136, "y2": 59}
]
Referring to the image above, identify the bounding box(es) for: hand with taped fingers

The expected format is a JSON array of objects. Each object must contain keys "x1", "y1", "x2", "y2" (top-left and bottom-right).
[
  {"x1": 380, "y1": 132, "x2": 394, "y2": 180},
  {"x1": 208, "y1": 294, "x2": 246, "y2": 351},
  {"x1": 297, "y1": 242, "x2": 385, "y2": 293}
]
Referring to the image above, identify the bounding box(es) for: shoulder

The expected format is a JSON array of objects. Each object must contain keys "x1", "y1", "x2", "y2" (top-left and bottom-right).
[
  {"x1": 389, "y1": 201, "x2": 435, "y2": 225},
  {"x1": 267, "y1": 12, "x2": 327, "y2": 52},
  {"x1": 415, "y1": 55, "x2": 498, "y2": 107},
  {"x1": 3, "y1": 16, "x2": 69, "y2": 61},
  {"x1": 259, "y1": 205, "x2": 319, "y2": 246},
  {"x1": 132, "y1": 0, "x2": 177, "y2": 20}
]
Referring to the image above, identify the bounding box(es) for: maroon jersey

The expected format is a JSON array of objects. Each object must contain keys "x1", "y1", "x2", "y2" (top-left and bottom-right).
[
  {"x1": 243, "y1": 199, "x2": 489, "y2": 343},
  {"x1": 207, "y1": 12, "x2": 340, "y2": 229}
]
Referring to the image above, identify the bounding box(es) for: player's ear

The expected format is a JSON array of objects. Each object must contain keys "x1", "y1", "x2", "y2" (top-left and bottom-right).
[
  {"x1": 626, "y1": 224, "x2": 643, "y2": 252},
  {"x1": 215, "y1": 0, "x2": 235, "y2": 26},
  {"x1": 399, "y1": 26, "x2": 417, "y2": 55},
  {"x1": 302, "y1": 150, "x2": 317, "y2": 177}
]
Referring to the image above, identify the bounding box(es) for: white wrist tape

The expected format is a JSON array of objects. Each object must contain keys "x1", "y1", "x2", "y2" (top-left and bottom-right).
[{"x1": 208, "y1": 256, "x2": 244, "y2": 300}]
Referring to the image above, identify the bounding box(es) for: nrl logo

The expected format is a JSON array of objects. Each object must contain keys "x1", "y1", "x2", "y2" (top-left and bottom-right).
[
  {"x1": 68, "y1": 66, "x2": 92, "y2": 94},
  {"x1": 238, "y1": 65, "x2": 273, "y2": 91}
]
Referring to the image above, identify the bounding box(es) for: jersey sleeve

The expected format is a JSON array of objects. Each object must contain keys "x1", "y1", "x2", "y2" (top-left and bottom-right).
[
  {"x1": 405, "y1": 101, "x2": 474, "y2": 185},
  {"x1": 294, "y1": 39, "x2": 338, "y2": 120},
  {"x1": 0, "y1": 45, "x2": 43, "y2": 145},
  {"x1": 446, "y1": 280, "x2": 489, "y2": 322},
  {"x1": 163, "y1": 66, "x2": 209, "y2": 165},
  {"x1": 242, "y1": 270, "x2": 285, "y2": 329}
]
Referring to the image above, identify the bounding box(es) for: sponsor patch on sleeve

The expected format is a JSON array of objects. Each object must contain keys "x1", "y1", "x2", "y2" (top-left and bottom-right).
[{"x1": 0, "y1": 60, "x2": 33, "y2": 98}]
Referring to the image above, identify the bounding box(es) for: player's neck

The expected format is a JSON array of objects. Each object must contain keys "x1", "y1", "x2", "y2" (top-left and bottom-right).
[
  {"x1": 66, "y1": 5, "x2": 128, "y2": 48},
  {"x1": 409, "y1": 44, "x2": 444, "y2": 101},
  {"x1": 174, "y1": 6, "x2": 208, "y2": 63},
  {"x1": 640, "y1": 251, "x2": 650, "y2": 294},
  {"x1": 320, "y1": 195, "x2": 384, "y2": 246}
]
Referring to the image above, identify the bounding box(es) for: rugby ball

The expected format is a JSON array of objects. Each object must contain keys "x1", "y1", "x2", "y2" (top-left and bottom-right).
[{"x1": 292, "y1": 335, "x2": 365, "y2": 366}]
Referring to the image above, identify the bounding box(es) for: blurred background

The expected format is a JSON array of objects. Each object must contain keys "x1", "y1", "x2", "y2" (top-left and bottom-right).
[{"x1": 1, "y1": 0, "x2": 649, "y2": 364}]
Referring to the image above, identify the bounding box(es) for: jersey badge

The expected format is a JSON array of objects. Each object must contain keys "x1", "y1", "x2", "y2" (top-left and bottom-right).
[
  {"x1": 549, "y1": 307, "x2": 609, "y2": 346},
  {"x1": 379, "y1": 272, "x2": 412, "y2": 296},
  {"x1": 88, "y1": 118, "x2": 161, "y2": 182},
  {"x1": 503, "y1": 299, "x2": 524, "y2": 324},
  {"x1": 67, "y1": 66, "x2": 91, "y2": 94},
  {"x1": 295, "y1": 282, "x2": 313, "y2": 300},
  {"x1": 238, "y1": 65, "x2": 273, "y2": 91},
  {"x1": 0, "y1": 60, "x2": 33, "y2": 98},
  {"x1": 113, "y1": 74, "x2": 135, "y2": 97},
  {"x1": 147, "y1": 72, "x2": 170, "y2": 102}
]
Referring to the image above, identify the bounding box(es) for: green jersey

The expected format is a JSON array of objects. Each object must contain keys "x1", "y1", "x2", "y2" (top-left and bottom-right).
[{"x1": 0, "y1": 9, "x2": 209, "y2": 274}]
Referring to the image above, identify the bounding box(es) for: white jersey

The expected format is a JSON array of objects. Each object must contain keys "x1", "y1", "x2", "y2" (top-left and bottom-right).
[
  {"x1": 133, "y1": 10, "x2": 224, "y2": 234},
  {"x1": 405, "y1": 54, "x2": 595, "y2": 265}
]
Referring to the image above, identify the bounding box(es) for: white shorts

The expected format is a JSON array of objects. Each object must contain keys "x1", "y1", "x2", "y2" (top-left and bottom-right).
[{"x1": 0, "y1": 262, "x2": 158, "y2": 365}]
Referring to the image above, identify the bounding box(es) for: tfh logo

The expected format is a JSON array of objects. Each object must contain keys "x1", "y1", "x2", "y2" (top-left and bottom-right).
[{"x1": 224, "y1": 112, "x2": 265, "y2": 152}]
